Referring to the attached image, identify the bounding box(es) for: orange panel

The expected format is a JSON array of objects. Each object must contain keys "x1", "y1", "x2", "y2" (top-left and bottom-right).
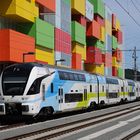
[
  {"x1": 87, "y1": 20, "x2": 101, "y2": 39},
  {"x1": 0, "y1": 29, "x2": 35, "y2": 63},
  {"x1": 0, "y1": 30, "x2": 10, "y2": 61},
  {"x1": 72, "y1": 53, "x2": 82, "y2": 70},
  {"x1": 35, "y1": 0, "x2": 55, "y2": 12}
]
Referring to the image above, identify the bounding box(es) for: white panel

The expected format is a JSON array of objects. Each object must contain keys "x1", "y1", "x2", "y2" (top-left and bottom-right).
[
  {"x1": 105, "y1": 6, "x2": 112, "y2": 22},
  {"x1": 86, "y1": 0, "x2": 94, "y2": 21}
]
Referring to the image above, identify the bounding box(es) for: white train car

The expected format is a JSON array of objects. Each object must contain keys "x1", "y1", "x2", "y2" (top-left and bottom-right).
[
  {"x1": 105, "y1": 77, "x2": 120, "y2": 104},
  {"x1": 126, "y1": 79, "x2": 136, "y2": 101},
  {"x1": 135, "y1": 81, "x2": 140, "y2": 100},
  {"x1": 0, "y1": 63, "x2": 139, "y2": 117}
]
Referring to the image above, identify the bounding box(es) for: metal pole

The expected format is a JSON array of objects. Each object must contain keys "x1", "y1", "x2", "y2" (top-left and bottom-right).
[{"x1": 133, "y1": 47, "x2": 137, "y2": 81}]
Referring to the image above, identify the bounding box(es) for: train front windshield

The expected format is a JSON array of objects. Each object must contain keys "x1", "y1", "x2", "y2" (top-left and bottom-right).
[{"x1": 2, "y1": 64, "x2": 33, "y2": 96}]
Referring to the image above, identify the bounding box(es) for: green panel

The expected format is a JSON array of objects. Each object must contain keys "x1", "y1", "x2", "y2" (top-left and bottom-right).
[
  {"x1": 86, "y1": 38, "x2": 105, "y2": 51},
  {"x1": 118, "y1": 68, "x2": 124, "y2": 78},
  {"x1": 16, "y1": 18, "x2": 54, "y2": 49},
  {"x1": 95, "y1": 40, "x2": 105, "y2": 50},
  {"x1": 35, "y1": 18, "x2": 54, "y2": 49},
  {"x1": 89, "y1": 0, "x2": 105, "y2": 18},
  {"x1": 63, "y1": 0, "x2": 71, "y2": 5},
  {"x1": 72, "y1": 21, "x2": 86, "y2": 45},
  {"x1": 15, "y1": 22, "x2": 35, "y2": 36},
  {"x1": 112, "y1": 36, "x2": 118, "y2": 50}
]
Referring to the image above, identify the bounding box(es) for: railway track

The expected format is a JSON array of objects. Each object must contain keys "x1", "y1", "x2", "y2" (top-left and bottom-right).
[
  {"x1": 1, "y1": 101, "x2": 140, "y2": 140},
  {"x1": 0, "y1": 123, "x2": 25, "y2": 131},
  {"x1": 121, "y1": 129, "x2": 140, "y2": 140}
]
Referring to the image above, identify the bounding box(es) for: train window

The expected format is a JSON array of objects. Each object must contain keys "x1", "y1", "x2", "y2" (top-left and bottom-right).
[
  {"x1": 58, "y1": 88, "x2": 61, "y2": 96},
  {"x1": 65, "y1": 94, "x2": 83, "y2": 103},
  {"x1": 51, "y1": 83, "x2": 54, "y2": 93},
  {"x1": 63, "y1": 72, "x2": 69, "y2": 80},
  {"x1": 90, "y1": 85, "x2": 92, "y2": 92},
  {"x1": 80, "y1": 74, "x2": 86, "y2": 81},
  {"x1": 106, "y1": 78, "x2": 118, "y2": 85},
  {"x1": 69, "y1": 73, "x2": 74, "y2": 80},
  {"x1": 58, "y1": 71, "x2": 86, "y2": 82},
  {"x1": 58, "y1": 71, "x2": 64, "y2": 79},
  {"x1": 74, "y1": 74, "x2": 79, "y2": 81},
  {"x1": 129, "y1": 92, "x2": 135, "y2": 97},
  {"x1": 106, "y1": 92, "x2": 118, "y2": 98},
  {"x1": 102, "y1": 86, "x2": 104, "y2": 92},
  {"x1": 128, "y1": 81, "x2": 135, "y2": 86},
  {"x1": 27, "y1": 78, "x2": 41, "y2": 95},
  {"x1": 42, "y1": 84, "x2": 45, "y2": 101},
  {"x1": 121, "y1": 87, "x2": 124, "y2": 92}
]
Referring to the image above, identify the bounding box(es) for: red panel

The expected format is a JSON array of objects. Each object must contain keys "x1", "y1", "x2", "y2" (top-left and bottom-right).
[
  {"x1": 102, "y1": 54, "x2": 105, "y2": 63},
  {"x1": 55, "y1": 28, "x2": 71, "y2": 54},
  {"x1": 94, "y1": 14, "x2": 105, "y2": 26},
  {"x1": 115, "y1": 30, "x2": 123, "y2": 44},
  {"x1": 104, "y1": 53, "x2": 112, "y2": 67},
  {"x1": 112, "y1": 14, "x2": 116, "y2": 29},
  {"x1": 112, "y1": 66, "x2": 118, "y2": 76},
  {"x1": 72, "y1": 53, "x2": 82, "y2": 70},
  {"x1": 113, "y1": 49, "x2": 122, "y2": 62},
  {"x1": 87, "y1": 20, "x2": 101, "y2": 39},
  {"x1": 0, "y1": 29, "x2": 35, "y2": 63},
  {"x1": 36, "y1": 0, "x2": 55, "y2": 12},
  {"x1": 85, "y1": 47, "x2": 102, "y2": 65},
  {"x1": 72, "y1": 15, "x2": 87, "y2": 27},
  {"x1": 0, "y1": 30, "x2": 10, "y2": 61}
]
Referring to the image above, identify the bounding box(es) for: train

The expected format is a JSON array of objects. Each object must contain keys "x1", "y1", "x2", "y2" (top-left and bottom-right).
[{"x1": 0, "y1": 62, "x2": 139, "y2": 117}]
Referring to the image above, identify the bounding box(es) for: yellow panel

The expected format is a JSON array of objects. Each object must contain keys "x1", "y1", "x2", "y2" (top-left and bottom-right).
[
  {"x1": 72, "y1": 42, "x2": 86, "y2": 60},
  {"x1": 83, "y1": 45, "x2": 86, "y2": 60},
  {"x1": 100, "y1": 26, "x2": 105, "y2": 42},
  {"x1": 105, "y1": 20, "x2": 112, "y2": 36},
  {"x1": 116, "y1": 18, "x2": 121, "y2": 30},
  {"x1": 0, "y1": 0, "x2": 39, "y2": 22},
  {"x1": 112, "y1": 57, "x2": 119, "y2": 67},
  {"x1": 85, "y1": 64, "x2": 104, "y2": 75},
  {"x1": 71, "y1": 0, "x2": 85, "y2": 16},
  {"x1": 35, "y1": 47, "x2": 54, "y2": 65}
]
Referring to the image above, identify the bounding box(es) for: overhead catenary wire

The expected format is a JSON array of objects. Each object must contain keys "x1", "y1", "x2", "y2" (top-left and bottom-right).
[
  {"x1": 114, "y1": 0, "x2": 140, "y2": 29},
  {"x1": 131, "y1": 0, "x2": 140, "y2": 14}
]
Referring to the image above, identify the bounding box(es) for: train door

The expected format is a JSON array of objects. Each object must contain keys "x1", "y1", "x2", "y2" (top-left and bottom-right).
[
  {"x1": 84, "y1": 88, "x2": 88, "y2": 107},
  {"x1": 106, "y1": 84, "x2": 109, "y2": 103},
  {"x1": 122, "y1": 80, "x2": 125, "y2": 100},
  {"x1": 42, "y1": 84, "x2": 46, "y2": 101},
  {"x1": 58, "y1": 87, "x2": 63, "y2": 111}
]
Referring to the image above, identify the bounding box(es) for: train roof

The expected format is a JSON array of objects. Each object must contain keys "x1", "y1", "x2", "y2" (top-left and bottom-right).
[{"x1": 1, "y1": 63, "x2": 129, "y2": 82}]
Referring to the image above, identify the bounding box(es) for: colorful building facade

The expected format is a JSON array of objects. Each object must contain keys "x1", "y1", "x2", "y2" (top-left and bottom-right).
[{"x1": 0, "y1": 0, "x2": 124, "y2": 78}]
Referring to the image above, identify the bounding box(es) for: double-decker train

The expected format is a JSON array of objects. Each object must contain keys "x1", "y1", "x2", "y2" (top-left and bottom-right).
[{"x1": 0, "y1": 63, "x2": 139, "y2": 117}]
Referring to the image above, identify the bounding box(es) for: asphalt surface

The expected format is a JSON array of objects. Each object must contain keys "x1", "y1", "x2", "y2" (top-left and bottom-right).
[{"x1": 54, "y1": 110, "x2": 140, "y2": 140}]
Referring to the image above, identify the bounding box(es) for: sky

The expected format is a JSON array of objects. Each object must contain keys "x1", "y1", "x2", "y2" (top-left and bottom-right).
[{"x1": 104, "y1": 0, "x2": 140, "y2": 70}]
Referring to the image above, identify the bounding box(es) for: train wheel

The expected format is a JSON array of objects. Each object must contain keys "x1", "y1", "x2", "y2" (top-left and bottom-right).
[
  {"x1": 124, "y1": 98, "x2": 128, "y2": 103},
  {"x1": 45, "y1": 107, "x2": 53, "y2": 116},
  {"x1": 89, "y1": 102, "x2": 97, "y2": 111},
  {"x1": 100, "y1": 100, "x2": 105, "y2": 107},
  {"x1": 39, "y1": 107, "x2": 53, "y2": 116},
  {"x1": 120, "y1": 98, "x2": 124, "y2": 104}
]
